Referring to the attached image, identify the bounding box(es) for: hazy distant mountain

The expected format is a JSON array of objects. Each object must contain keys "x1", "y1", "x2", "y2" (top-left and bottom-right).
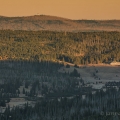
[{"x1": 0, "y1": 15, "x2": 120, "y2": 31}]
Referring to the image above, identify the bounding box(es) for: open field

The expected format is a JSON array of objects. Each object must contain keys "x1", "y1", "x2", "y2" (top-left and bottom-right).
[{"x1": 58, "y1": 65, "x2": 120, "y2": 86}]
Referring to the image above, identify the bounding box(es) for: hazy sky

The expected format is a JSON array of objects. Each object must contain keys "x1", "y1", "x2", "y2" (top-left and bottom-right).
[{"x1": 0, "y1": 0, "x2": 120, "y2": 20}]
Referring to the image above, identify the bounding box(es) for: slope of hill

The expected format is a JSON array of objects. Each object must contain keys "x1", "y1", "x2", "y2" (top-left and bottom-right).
[
  {"x1": 0, "y1": 15, "x2": 120, "y2": 31},
  {"x1": 0, "y1": 30, "x2": 120, "y2": 64}
]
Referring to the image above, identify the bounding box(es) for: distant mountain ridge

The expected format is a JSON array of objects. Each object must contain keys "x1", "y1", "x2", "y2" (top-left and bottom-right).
[{"x1": 0, "y1": 15, "x2": 120, "y2": 32}]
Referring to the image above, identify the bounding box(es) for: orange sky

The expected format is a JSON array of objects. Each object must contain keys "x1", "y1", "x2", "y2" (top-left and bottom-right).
[{"x1": 0, "y1": 0, "x2": 120, "y2": 20}]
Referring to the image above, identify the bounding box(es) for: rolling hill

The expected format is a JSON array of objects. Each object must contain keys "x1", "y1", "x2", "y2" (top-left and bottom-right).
[{"x1": 0, "y1": 15, "x2": 120, "y2": 32}]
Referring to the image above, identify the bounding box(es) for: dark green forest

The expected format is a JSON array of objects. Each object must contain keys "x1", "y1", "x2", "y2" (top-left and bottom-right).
[
  {"x1": 0, "y1": 61, "x2": 120, "y2": 120},
  {"x1": 2, "y1": 88, "x2": 120, "y2": 120},
  {"x1": 0, "y1": 30, "x2": 120, "y2": 64}
]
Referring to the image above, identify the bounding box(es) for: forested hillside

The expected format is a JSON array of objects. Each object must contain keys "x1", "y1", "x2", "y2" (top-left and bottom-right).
[
  {"x1": 0, "y1": 30, "x2": 120, "y2": 65},
  {"x1": 0, "y1": 15, "x2": 120, "y2": 31}
]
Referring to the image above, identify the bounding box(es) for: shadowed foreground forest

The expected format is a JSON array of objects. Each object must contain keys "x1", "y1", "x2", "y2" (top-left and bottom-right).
[
  {"x1": 0, "y1": 30, "x2": 120, "y2": 64},
  {"x1": 0, "y1": 60, "x2": 120, "y2": 120}
]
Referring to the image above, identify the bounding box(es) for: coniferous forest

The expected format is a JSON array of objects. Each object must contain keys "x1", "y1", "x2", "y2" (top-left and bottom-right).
[
  {"x1": 0, "y1": 60, "x2": 120, "y2": 120},
  {"x1": 0, "y1": 30, "x2": 120, "y2": 120},
  {"x1": 0, "y1": 30, "x2": 120, "y2": 64}
]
